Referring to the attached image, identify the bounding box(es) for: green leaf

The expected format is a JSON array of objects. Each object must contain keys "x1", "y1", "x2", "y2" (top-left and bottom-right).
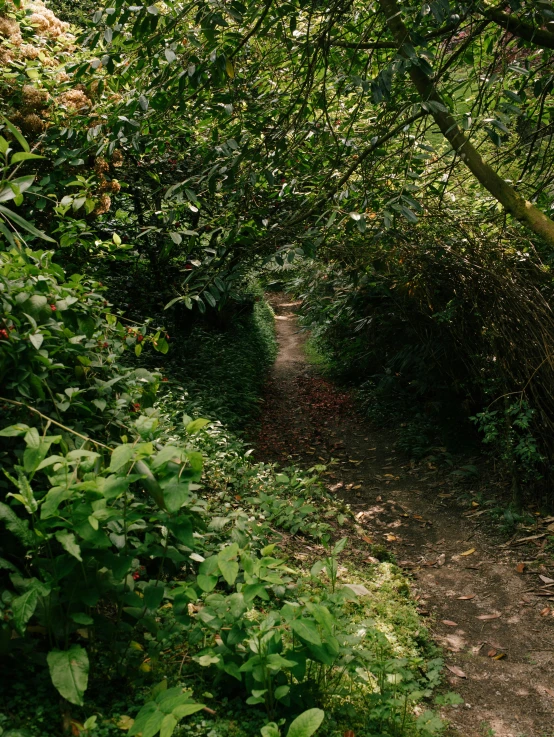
[
  {"x1": 11, "y1": 152, "x2": 44, "y2": 163},
  {"x1": 135, "y1": 460, "x2": 165, "y2": 509},
  {"x1": 261, "y1": 723, "x2": 280, "y2": 737},
  {"x1": 242, "y1": 583, "x2": 269, "y2": 603},
  {"x1": 109, "y1": 444, "x2": 134, "y2": 472},
  {"x1": 171, "y1": 703, "x2": 205, "y2": 719},
  {"x1": 185, "y1": 418, "x2": 209, "y2": 435},
  {"x1": 47, "y1": 646, "x2": 89, "y2": 706},
  {"x1": 143, "y1": 584, "x2": 165, "y2": 610},
  {"x1": 290, "y1": 619, "x2": 321, "y2": 646},
  {"x1": 0, "y1": 175, "x2": 35, "y2": 202},
  {"x1": 11, "y1": 588, "x2": 39, "y2": 635},
  {"x1": 2, "y1": 116, "x2": 30, "y2": 152},
  {"x1": 55, "y1": 530, "x2": 83, "y2": 561},
  {"x1": 286, "y1": 709, "x2": 324, "y2": 737},
  {"x1": 70, "y1": 612, "x2": 94, "y2": 625},
  {"x1": 217, "y1": 544, "x2": 239, "y2": 585},
  {"x1": 274, "y1": 685, "x2": 290, "y2": 700},
  {"x1": 10, "y1": 467, "x2": 37, "y2": 513},
  {"x1": 204, "y1": 291, "x2": 216, "y2": 308},
  {"x1": 0, "y1": 424, "x2": 29, "y2": 437},
  {"x1": 0, "y1": 204, "x2": 55, "y2": 242},
  {"x1": 196, "y1": 574, "x2": 218, "y2": 592},
  {"x1": 160, "y1": 714, "x2": 178, "y2": 737},
  {"x1": 0, "y1": 501, "x2": 32, "y2": 544},
  {"x1": 29, "y1": 333, "x2": 43, "y2": 350}
]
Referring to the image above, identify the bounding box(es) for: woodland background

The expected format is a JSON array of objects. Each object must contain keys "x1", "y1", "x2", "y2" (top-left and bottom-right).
[{"x1": 1, "y1": 1, "x2": 554, "y2": 736}]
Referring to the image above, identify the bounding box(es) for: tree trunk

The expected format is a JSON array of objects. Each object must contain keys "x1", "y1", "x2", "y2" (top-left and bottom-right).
[{"x1": 378, "y1": 0, "x2": 554, "y2": 248}]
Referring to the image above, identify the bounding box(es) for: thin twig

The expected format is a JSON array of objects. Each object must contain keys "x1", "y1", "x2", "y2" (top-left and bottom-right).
[{"x1": 0, "y1": 397, "x2": 111, "y2": 450}]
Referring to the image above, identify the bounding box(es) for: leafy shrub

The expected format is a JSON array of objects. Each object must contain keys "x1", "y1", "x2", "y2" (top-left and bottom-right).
[
  {"x1": 165, "y1": 290, "x2": 277, "y2": 430},
  {"x1": 0, "y1": 411, "x2": 207, "y2": 706},
  {"x1": 0, "y1": 247, "x2": 167, "y2": 436}
]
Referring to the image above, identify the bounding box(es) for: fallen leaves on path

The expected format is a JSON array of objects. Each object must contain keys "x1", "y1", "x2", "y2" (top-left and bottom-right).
[
  {"x1": 446, "y1": 664, "x2": 467, "y2": 678},
  {"x1": 460, "y1": 548, "x2": 476, "y2": 556},
  {"x1": 457, "y1": 594, "x2": 476, "y2": 600},
  {"x1": 477, "y1": 612, "x2": 502, "y2": 620},
  {"x1": 442, "y1": 620, "x2": 458, "y2": 627}
]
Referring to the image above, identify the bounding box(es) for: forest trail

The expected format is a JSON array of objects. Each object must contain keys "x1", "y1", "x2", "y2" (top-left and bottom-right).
[{"x1": 255, "y1": 294, "x2": 554, "y2": 737}]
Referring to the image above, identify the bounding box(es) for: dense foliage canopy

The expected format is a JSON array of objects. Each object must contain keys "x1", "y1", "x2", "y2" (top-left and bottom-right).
[{"x1": 2, "y1": 0, "x2": 554, "y2": 734}]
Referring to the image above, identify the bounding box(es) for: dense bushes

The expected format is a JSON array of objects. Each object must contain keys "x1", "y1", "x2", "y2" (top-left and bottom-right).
[
  {"x1": 288, "y1": 223, "x2": 554, "y2": 503},
  {"x1": 0, "y1": 236, "x2": 449, "y2": 737},
  {"x1": 165, "y1": 282, "x2": 277, "y2": 431}
]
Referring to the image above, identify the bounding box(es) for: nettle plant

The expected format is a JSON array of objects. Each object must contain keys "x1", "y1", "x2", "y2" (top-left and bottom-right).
[{"x1": 0, "y1": 412, "x2": 208, "y2": 710}]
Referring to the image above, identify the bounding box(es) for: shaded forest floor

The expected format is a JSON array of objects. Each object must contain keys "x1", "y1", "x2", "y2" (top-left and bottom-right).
[{"x1": 254, "y1": 294, "x2": 554, "y2": 737}]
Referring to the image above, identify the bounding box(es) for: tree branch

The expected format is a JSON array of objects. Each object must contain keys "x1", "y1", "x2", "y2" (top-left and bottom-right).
[
  {"x1": 483, "y1": 7, "x2": 554, "y2": 50},
  {"x1": 378, "y1": 0, "x2": 554, "y2": 247}
]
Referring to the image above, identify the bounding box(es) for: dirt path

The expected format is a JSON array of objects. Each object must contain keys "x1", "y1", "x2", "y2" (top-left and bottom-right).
[{"x1": 255, "y1": 294, "x2": 554, "y2": 737}]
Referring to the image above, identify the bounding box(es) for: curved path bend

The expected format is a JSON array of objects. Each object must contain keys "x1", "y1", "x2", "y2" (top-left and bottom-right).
[{"x1": 255, "y1": 293, "x2": 554, "y2": 737}]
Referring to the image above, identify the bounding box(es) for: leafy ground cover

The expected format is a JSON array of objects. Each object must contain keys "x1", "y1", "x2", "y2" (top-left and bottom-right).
[{"x1": 0, "y1": 266, "x2": 448, "y2": 737}]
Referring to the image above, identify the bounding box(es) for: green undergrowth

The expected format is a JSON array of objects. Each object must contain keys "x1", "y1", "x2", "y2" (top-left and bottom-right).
[
  {"x1": 163, "y1": 288, "x2": 277, "y2": 431},
  {"x1": 0, "y1": 280, "x2": 453, "y2": 737}
]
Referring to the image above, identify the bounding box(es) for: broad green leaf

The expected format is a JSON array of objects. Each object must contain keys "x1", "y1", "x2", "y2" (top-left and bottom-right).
[
  {"x1": 70, "y1": 612, "x2": 94, "y2": 625},
  {"x1": 160, "y1": 714, "x2": 177, "y2": 737},
  {"x1": 261, "y1": 724, "x2": 280, "y2": 737},
  {"x1": 109, "y1": 444, "x2": 134, "y2": 472},
  {"x1": 11, "y1": 152, "x2": 43, "y2": 163},
  {"x1": 171, "y1": 703, "x2": 205, "y2": 719},
  {"x1": 275, "y1": 685, "x2": 290, "y2": 700},
  {"x1": 0, "y1": 501, "x2": 32, "y2": 544},
  {"x1": 29, "y1": 333, "x2": 43, "y2": 350},
  {"x1": 0, "y1": 175, "x2": 35, "y2": 202},
  {"x1": 217, "y1": 543, "x2": 239, "y2": 584},
  {"x1": 242, "y1": 583, "x2": 269, "y2": 603},
  {"x1": 143, "y1": 584, "x2": 165, "y2": 610},
  {"x1": 286, "y1": 709, "x2": 324, "y2": 737},
  {"x1": 11, "y1": 588, "x2": 39, "y2": 634},
  {"x1": 134, "y1": 460, "x2": 165, "y2": 509},
  {"x1": 47, "y1": 646, "x2": 89, "y2": 706},
  {"x1": 185, "y1": 418, "x2": 209, "y2": 435},
  {"x1": 55, "y1": 530, "x2": 82, "y2": 561},
  {"x1": 290, "y1": 619, "x2": 321, "y2": 646},
  {"x1": 0, "y1": 424, "x2": 30, "y2": 437},
  {"x1": 196, "y1": 574, "x2": 218, "y2": 592}
]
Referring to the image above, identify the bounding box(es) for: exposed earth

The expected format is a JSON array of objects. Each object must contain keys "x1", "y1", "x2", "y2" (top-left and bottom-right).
[{"x1": 254, "y1": 293, "x2": 554, "y2": 737}]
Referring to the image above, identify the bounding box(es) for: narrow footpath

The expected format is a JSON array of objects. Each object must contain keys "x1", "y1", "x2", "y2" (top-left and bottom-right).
[{"x1": 255, "y1": 294, "x2": 554, "y2": 737}]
